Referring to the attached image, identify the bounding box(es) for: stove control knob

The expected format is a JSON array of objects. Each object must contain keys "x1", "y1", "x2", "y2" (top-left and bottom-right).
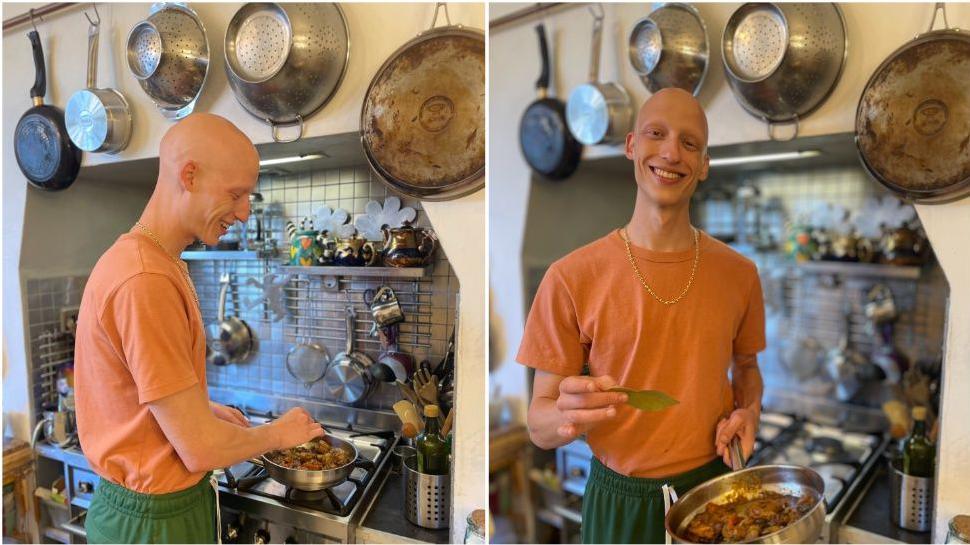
[
  {"x1": 253, "y1": 529, "x2": 270, "y2": 544},
  {"x1": 224, "y1": 522, "x2": 241, "y2": 543}
]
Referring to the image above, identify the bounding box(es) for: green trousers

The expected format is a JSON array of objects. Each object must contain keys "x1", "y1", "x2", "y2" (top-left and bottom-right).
[
  {"x1": 85, "y1": 473, "x2": 217, "y2": 544},
  {"x1": 581, "y1": 457, "x2": 730, "y2": 544}
]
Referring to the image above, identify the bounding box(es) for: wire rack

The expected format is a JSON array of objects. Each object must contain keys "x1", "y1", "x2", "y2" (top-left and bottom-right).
[
  {"x1": 190, "y1": 165, "x2": 460, "y2": 411},
  {"x1": 32, "y1": 330, "x2": 74, "y2": 412}
]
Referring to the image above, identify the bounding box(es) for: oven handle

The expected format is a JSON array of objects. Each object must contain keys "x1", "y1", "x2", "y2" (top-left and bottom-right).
[{"x1": 62, "y1": 510, "x2": 87, "y2": 538}]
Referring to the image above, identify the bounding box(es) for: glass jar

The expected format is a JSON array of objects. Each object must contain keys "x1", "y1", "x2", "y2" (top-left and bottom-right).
[
  {"x1": 463, "y1": 509, "x2": 486, "y2": 544},
  {"x1": 946, "y1": 515, "x2": 970, "y2": 544}
]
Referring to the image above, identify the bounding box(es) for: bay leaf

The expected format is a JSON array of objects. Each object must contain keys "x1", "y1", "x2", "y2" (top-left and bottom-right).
[{"x1": 609, "y1": 386, "x2": 679, "y2": 412}]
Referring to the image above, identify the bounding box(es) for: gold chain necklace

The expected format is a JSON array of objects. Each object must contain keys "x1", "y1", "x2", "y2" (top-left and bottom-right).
[
  {"x1": 621, "y1": 227, "x2": 700, "y2": 306},
  {"x1": 133, "y1": 222, "x2": 199, "y2": 307}
]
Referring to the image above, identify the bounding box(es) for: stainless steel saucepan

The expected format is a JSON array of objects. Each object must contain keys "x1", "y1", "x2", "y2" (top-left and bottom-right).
[
  {"x1": 254, "y1": 435, "x2": 359, "y2": 491},
  {"x1": 66, "y1": 7, "x2": 132, "y2": 154},
  {"x1": 665, "y1": 439, "x2": 826, "y2": 544},
  {"x1": 566, "y1": 4, "x2": 632, "y2": 146}
]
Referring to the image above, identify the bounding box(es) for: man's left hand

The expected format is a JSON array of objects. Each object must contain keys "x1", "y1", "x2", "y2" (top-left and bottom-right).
[
  {"x1": 714, "y1": 407, "x2": 758, "y2": 467},
  {"x1": 210, "y1": 402, "x2": 250, "y2": 427}
]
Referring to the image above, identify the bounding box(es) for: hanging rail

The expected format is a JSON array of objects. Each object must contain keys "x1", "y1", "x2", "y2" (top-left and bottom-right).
[{"x1": 3, "y1": 4, "x2": 80, "y2": 33}]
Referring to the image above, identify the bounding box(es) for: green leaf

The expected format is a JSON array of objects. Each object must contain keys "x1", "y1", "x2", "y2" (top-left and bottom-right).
[{"x1": 609, "y1": 386, "x2": 679, "y2": 412}]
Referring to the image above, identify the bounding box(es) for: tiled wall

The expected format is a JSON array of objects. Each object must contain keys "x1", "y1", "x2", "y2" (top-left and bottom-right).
[
  {"x1": 189, "y1": 165, "x2": 459, "y2": 411},
  {"x1": 695, "y1": 166, "x2": 949, "y2": 403}
]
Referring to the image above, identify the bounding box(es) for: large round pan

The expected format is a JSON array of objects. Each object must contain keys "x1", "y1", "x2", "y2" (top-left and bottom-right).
[
  {"x1": 665, "y1": 441, "x2": 826, "y2": 544},
  {"x1": 257, "y1": 435, "x2": 359, "y2": 491},
  {"x1": 566, "y1": 5, "x2": 633, "y2": 146},
  {"x1": 361, "y1": 3, "x2": 485, "y2": 201},
  {"x1": 519, "y1": 24, "x2": 582, "y2": 180},
  {"x1": 15, "y1": 27, "x2": 82, "y2": 191},
  {"x1": 67, "y1": 10, "x2": 132, "y2": 154},
  {"x1": 855, "y1": 3, "x2": 970, "y2": 204}
]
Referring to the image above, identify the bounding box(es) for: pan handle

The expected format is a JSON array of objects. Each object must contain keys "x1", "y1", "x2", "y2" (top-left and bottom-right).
[
  {"x1": 85, "y1": 17, "x2": 100, "y2": 89},
  {"x1": 217, "y1": 274, "x2": 230, "y2": 323},
  {"x1": 926, "y1": 2, "x2": 949, "y2": 32},
  {"x1": 428, "y1": 2, "x2": 451, "y2": 30},
  {"x1": 345, "y1": 306, "x2": 355, "y2": 354},
  {"x1": 767, "y1": 116, "x2": 798, "y2": 142},
  {"x1": 28, "y1": 30, "x2": 46, "y2": 101},
  {"x1": 587, "y1": 4, "x2": 604, "y2": 83},
  {"x1": 535, "y1": 24, "x2": 551, "y2": 94},
  {"x1": 271, "y1": 115, "x2": 304, "y2": 143}
]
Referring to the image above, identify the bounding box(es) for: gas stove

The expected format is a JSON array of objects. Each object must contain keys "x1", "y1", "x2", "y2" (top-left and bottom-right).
[{"x1": 216, "y1": 409, "x2": 398, "y2": 544}]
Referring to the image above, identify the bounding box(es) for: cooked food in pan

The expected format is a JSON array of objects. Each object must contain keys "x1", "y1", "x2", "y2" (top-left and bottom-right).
[
  {"x1": 266, "y1": 439, "x2": 353, "y2": 471},
  {"x1": 684, "y1": 491, "x2": 815, "y2": 543}
]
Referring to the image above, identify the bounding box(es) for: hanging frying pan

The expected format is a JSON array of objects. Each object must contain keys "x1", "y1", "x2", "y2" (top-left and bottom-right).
[
  {"x1": 855, "y1": 2, "x2": 970, "y2": 204},
  {"x1": 14, "y1": 25, "x2": 82, "y2": 191},
  {"x1": 519, "y1": 24, "x2": 582, "y2": 180},
  {"x1": 361, "y1": 2, "x2": 485, "y2": 201},
  {"x1": 66, "y1": 7, "x2": 132, "y2": 154}
]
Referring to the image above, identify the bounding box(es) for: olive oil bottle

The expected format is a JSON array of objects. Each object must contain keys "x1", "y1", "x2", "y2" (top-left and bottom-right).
[
  {"x1": 902, "y1": 406, "x2": 935, "y2": 478},
  {"x1": 417, "y1": 405, "x2": 449, "y2": 475}
]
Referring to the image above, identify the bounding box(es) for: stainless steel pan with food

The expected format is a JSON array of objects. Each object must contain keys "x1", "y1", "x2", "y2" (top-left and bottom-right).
[
  {"x1": 253, "y1": 435, "x2": 361, "y2": 491},
  {"x1": 664, "y1": 439, "x2": 826, "y2": 544}
]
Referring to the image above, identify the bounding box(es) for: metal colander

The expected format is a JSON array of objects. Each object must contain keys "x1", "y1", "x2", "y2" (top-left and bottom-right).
[
  {"x1": 126, "y1": 3, "x2": 210, "y2": 120},
  {"x1": 729, "y1": 7, "x2": 787, "y2": 81},
  {"x1": 231, "y1": 9, "x2": 291, "y2": 81},
  {"x1": 628, "y1": 3, "x2": 709, "y2": 95},
  {"x1": 722, "y1": 3, "x2": 847, "y2": 139}
]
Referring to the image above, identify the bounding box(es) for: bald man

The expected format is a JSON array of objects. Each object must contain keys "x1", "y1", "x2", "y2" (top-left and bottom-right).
[
  {"x1": 75, "y1": 114, "x2": 324, "y2": 544},
  {"x1": 518, "y1": 89, "x2": 766, "y2": 543}
]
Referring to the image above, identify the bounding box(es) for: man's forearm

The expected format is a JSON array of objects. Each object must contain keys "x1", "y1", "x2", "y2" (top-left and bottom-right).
[
  {"x1": 188, "y1": 418, "x2": 281, "y2": 471},
  {"x1": 732, "y1": 355, "x2": 763, "y2": 417},
  {"x1": 527, "y1": 396, "x2": 572, "y2": 450}
]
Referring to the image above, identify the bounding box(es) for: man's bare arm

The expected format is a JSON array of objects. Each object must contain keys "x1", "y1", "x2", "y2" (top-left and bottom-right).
[
  {"x1": 714, "y1": 353, "x2": 763, "y2": 464},
  {"x1": 148, "y1": 384, "x2": 322, "y2": 472},
  {"x1": 527, "y1": 370, "x2": 626, "y2": 450},
  {"x1": 732, "y1": 354, "x2": 763, "y2": 418}
]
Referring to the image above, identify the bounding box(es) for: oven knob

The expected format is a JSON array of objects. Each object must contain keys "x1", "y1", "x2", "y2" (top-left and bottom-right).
[
  {"x1": 223, "y1": 522, "x2": 240, "y2": 543},
  {"x1": 253, "y1": 529, "x2": 270, "y2": 544}
]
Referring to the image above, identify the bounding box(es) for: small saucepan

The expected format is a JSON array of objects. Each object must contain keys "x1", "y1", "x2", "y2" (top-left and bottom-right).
[
  {"x1": 253, "y1": 435, "x2": 366, "y2": 491},
  {"x1": 207, "y1": 273, "x2": 254, "y2": 366}
]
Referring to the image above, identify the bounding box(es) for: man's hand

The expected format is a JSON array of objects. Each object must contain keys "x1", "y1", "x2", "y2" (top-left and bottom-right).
[
  {"x1": 269, "y1": 407, "x2": 326, "y2": 450},
  {"x1": 555, "y1": 375, "x2": 628, "y2": 440},
  {"x1": 714, "y1": 407, "x2": 758, "y2": 467},
  {"x1": 210, "y1": 402, "x2": 250, "y2": 427}
]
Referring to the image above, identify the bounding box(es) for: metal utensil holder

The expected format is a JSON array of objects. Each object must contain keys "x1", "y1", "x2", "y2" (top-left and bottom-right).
[
  {"x1": 890, "y1": 459, "x2": 934, "y2": 532},
  {"x1": 404, "y1": 456, "x2": 450, "y2": 529}
]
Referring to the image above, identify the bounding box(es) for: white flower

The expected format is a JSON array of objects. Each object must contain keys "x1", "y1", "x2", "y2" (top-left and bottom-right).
[
  {"x1": 315, "y1": 206, "x2": 356, "y2": 238},
  {"x1": 355, "y1": 197, "x2": 417, "y2": 241}
]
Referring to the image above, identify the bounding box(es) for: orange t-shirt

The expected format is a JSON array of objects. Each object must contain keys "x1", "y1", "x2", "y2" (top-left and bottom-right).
[
  {"x1": 75, "y1": 232, "x2": 208, "y2": 494},
  {"x1": 517, "y1": 229, "x2": 766, "y2": 478}
]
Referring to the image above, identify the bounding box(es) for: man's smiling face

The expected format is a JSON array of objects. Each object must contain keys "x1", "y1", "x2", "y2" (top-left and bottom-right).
[{"x1": 625, "y1": 88, "x2": 710, "y2": 209}]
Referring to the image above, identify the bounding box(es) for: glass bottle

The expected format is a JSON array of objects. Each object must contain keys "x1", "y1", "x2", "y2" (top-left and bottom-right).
[
  {"x1": 902, "y1": 406, "x2": 935, "y2": 478},
  {"x1": 416, "y1": 405, "x2": 449, "y2": 475}
]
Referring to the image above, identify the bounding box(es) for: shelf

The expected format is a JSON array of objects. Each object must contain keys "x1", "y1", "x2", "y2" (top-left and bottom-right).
[
  {"x1": 181, "y1": 250, "x2": 261, "y2": 261},
  {"x1": 794, "y1": 261, "x2": 921, "y2": 280},
  {"x1": 279, "y1": 265, "x2": 430, "y2": 278}
]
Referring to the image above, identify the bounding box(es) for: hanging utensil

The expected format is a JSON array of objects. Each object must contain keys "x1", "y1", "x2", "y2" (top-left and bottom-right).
[
  {"x1": 361, "y1": 2, "x2": 485, "y2": 201},
  {"x1": 286, "y1": 297, "x2": 330, "y2": 388},
  {"x1": 628, "y1": 3, "x2": 709, "y2": 96},
  {"x1": 323, "y1": 306, "x2": 376, "y2": 405},
  {"x1": 519, "y1": 23, "x2": 582, "y2": 180},
  {"x1": 126, "y1": 3, "x2": 209, "y2": 120},
  {"x1": 66, "y1": 5, "x2": 132, "y2": 154},
  {"x1": 225, "y1": 2, "x2": 349, "y2": 142},
  {"x1": 376, "y1": 325, "x2": 415, "y2": 382},
  {"x1": 365, "y1": 286, "x2": 405, "y2": 334},
  {"x1": 722, "y1": 3, "x2": 847, "y2": 141},
  {"x1": 856, "y1": 2, "x2": 970, "y2": 204},
  {"x1": 207, "y1": 273, "x2": 255, "y2": 366},
  {"x1": 14, "y1": 20, "x2": 82, "y2": 191},
  {"x1": 566, "y1": 4, "x2": 633, "y2": 146}
]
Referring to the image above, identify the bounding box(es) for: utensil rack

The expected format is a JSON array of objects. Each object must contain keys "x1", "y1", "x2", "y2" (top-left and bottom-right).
[{"x1": 33, "y1": 330, "x2": 74, "y2": 415}]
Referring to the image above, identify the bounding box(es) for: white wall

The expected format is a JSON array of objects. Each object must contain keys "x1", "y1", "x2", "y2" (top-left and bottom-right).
[
  {"x1": 489, "y1": 3, "x2": 970, "y2": 540},
  {"x1": 3, "y1": 3, "x2": 486, "y2": 539}
]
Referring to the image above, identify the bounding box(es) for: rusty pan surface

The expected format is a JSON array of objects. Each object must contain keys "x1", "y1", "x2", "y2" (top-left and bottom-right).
[
  {"x1": 855, "y1": 29, "x2": 970, "y2": 203},
  {"x1": 361, "y1": 26, "x2": 485, "y2": 200}
]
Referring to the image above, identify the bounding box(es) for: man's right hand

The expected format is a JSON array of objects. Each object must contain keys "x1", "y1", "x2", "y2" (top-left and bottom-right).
[
  {"x1": 270, "y1": 407, "x2": 325, "y2": 450},
  {"x1": 555, "y1": 375, "x2": 628, "y2": 440}
]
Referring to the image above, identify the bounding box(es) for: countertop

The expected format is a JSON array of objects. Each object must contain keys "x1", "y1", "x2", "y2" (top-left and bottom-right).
[
  {"x1": 358, "y1": 469, "x2": 451, "y2": 544},
  {"x1": 840, "y1": 463, "x2": 931, "y2": 544}
]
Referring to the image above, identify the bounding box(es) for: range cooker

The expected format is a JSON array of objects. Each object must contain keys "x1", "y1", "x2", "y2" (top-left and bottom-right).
[
  {"x1": 216, "y1": 409, "x2": 398, "y2": 544},
  {"x1": 556, "y1": 410, "x2": 889, "y2": 543}
]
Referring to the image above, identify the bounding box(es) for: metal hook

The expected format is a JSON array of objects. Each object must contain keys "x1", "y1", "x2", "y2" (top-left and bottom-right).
[
  {"x1": 927, "y1": 2, "x2": 949, "y2": 32},
  {"x1": 588, "y1": 3, "x2": 604, "y2": 22},
  {"x1": 29, "y1": 9, "x2": 38, "y2": 32},
  {"x1": 84, "y1": 3, "x2": 101, "y2": 27},
  {"x1": 430, "y1": 2, "x2": 452, "y2": 29}
]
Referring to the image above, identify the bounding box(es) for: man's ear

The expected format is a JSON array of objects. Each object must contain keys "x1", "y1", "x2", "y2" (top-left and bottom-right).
[
  {"x1": 698, "y1": 152, "x2": 710, "y2": 183},
  {"x1": 180, "y1": 161, "x2": 199, "y2": 192},
  {"x1": 624, "y1": 132, "x2": 636, "y2": 161}
]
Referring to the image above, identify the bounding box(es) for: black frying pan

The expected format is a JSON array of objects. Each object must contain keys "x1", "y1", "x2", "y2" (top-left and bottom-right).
[
  {"x1": 14, "y1": 29, "x2": 82, "y2": 191},
  {"x1": 519, "y1": 24, "x2": 582, "y2": 180}
]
